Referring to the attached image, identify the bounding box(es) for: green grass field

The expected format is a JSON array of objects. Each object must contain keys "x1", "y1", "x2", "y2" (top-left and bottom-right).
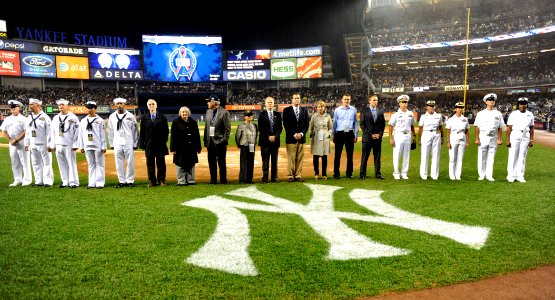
[{"x1": 1, "y1": 127, "x2": 554, "y2": 299}]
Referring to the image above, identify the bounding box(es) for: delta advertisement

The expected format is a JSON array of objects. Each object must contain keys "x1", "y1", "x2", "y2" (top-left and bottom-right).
[{"x1": 88, "y1": 47, "x2": 143, "y2": 81}]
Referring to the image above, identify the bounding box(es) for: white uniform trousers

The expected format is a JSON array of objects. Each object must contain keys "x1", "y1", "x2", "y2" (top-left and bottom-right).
[
  {"x1": 9, "y1": 144, "x2": 32, "y2": 185},
  {"x1": 29, "y1": 144, "x2": 54, "y2": 185},
  {"x1": 85, "y1": 150, "x2": 105, "y2": 188},
  {"x1": 55, "y1": 145, "x2": 79, "y2": 186},
  {"x1": 477, "y1": 134, "x2": 498, "y2": 180},
  {"x1": 393, "y1": 132, "x2": 411, "y2": 178},
  {"x1": 507, "y1": 135, "x2": 529, "y2": 181},
  {"x1": 420, "y1": 131, "x2": 441, "y2": 180},
  {"x1": 448, "y1": 138, "x2": 466, "y2": 180},
  {"x1": 114, "y1": 146, "x2": 135, "y2": 184}
]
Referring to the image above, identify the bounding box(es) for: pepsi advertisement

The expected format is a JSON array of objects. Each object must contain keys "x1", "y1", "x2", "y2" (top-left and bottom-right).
[{"x1": 142, "y1": 35, "x2": 222, "y2": 82}]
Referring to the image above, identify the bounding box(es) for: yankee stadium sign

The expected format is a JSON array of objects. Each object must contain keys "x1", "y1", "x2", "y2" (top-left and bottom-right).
[{"x1": 182, "y1": 184, "x2": 490, "y2": 276}]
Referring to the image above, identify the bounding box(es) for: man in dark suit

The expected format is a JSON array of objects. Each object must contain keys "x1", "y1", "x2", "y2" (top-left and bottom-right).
[
  {"x1": 258, "y1": 96, "x2": 282, "y2": 183},
  {"x1": 282, "y1": 92, "x2": 309, "y2": 182},
  {"x1": 359, "y1": 94, "x2": 386, "y2": 179},
  {"x1": 139, "y1": 99, "x2": 169, "y2": 187},
  {"x1": 204, "y1": 95, "x2": 231, "y2": 184}
]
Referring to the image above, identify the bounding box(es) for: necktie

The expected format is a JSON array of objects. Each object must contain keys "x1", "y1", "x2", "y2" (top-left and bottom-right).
[
  {"x1": 116, "y1": 112, "x2": 127, "y2": 131},
  {"x1": 59, "y1": 115, "x2": 68, "y2": 133},
  {"x1": 151, "y1": 114, "x2": 155, "y2": 121},
  {"x1": 294, "y1": 107, "x2": 299, "y2": 121},
  {"x1": 29, "y1": 113, "x2": 40, "y2": 128},
  {"x1": 269, "y1": 111, "x2": 274, "y2": 131},
  {"x1": 372, "y1": 108, "x2": 377, "y2": 121},
  {"x1": 86, "y1": 117, "x2": 97, "y2": 131}
]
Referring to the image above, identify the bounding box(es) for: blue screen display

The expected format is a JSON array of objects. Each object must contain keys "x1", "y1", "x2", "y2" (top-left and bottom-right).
[
  {"x1": 142, "y1": 35, "x2": 222, "y2": 82},
  {"x1": 20, "y1": 52, "x2": 56, "y2": 78},
  {"x1": 88, "y1": 48, "x2": 141, "y2": 70}
]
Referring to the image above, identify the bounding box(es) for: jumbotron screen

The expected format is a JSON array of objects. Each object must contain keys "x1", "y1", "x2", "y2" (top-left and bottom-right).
[{"x1": 142, "y1": 35, "x2": 222, "y2": 82}]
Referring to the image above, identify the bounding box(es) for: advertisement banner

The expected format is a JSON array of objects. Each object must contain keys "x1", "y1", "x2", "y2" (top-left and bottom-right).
[
  {"x1": 90, "y1": 68, "x2": 143, "y2": 81},
  {"x1": 0, "y1": 39, "x2": 40, "y2": 52},
  {"x1": 271, "y1": 58, "x2": 296, "y2": 80},
  {"x1": 40, "y1": 44, "x2": 87, "y2": 56},
  {"x1": 56, "y1": 55, "x2": 89, "y2": 79},
  {"x1": 271, "y1": 46, "x2": 322, "y2": 59},
  {"x1": 224, "y1": 50, "x2": 270, "y2": 70},
  {"x1": 444, "y1": 85, "x2": 469, "y2": 91},
  {"x1": 223, "y1": 70, "x2": 270, "y2": 81},
  {"x1": 20, "y1": 53, "x2": 56, "y2": 78},
  {"x1": 0, "y1": 50, "x2": 21, "y2": 76},
  {"x1": 296, "y1": 56, "x2": 322, "y2": 79},
  {"x1": 225, "y1": 104, "x2": 261, "y2": 111}
]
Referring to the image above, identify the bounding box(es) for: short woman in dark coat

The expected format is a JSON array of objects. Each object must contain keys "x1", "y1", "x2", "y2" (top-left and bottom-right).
[{"x1": 170, "y1": 106, "x2": 202, "y2": 186}]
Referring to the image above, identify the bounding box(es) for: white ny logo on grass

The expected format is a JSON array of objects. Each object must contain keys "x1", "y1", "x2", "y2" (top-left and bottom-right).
[{"x1": 182, "y1": 184, "x2": 490, "y2": 276}]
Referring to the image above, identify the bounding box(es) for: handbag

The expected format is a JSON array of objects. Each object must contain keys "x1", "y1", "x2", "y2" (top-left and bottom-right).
[{"x1": 410, "y1": 139, "x2": 417, "y2": 150}]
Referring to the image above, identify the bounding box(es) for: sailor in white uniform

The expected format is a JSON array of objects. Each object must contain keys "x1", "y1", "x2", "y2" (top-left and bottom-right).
[
  {"x1": 77, "y1": 101, "x2": 107, "y2": 189},
  {"x1": 474, "y1": 93, "x2": 505, "y2": 181},
  {"x1": 418, "y1": 100, "x2": 444, "y2": 180},
  {"x1": 1, "y1": 100, "x2": 32, "y2": 186},
  {"x1": 445, "y1": 102, "x2": 469, "y2": 180},
  {"x1": 50, "y1": 98, "x2": 80, "y2": 188},
  {"x1": 108, "y1": 98, "x2": 138, "y2": 187},
  {"x1": 24, "y1": 98, "x2": 54, "y2": 187},
  {"x1": 388, "y1": 95, "x2": 416, "y2": 180},
  {"x1": 506, "y1": 97, "x2": 534, "y2": 183}
]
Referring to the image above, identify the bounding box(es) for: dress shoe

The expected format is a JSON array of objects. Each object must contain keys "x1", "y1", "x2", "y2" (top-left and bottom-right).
[
  {"x1": 115, "y1": 183, "x2": 126, "y2": 188},
  {"x1": 486, "y1": 177, "x2": 495, "y2": 182},
  {"x1": 401, "y1": 175, "x2": 409, "y2": 180},
  {"x1": 188, "y1": 182, "x2": 196, "y2": 186},
  {"x1": 148, "y1": 182, "x2": 154, "y2": 188},
  {"x1": 35, "y1": 183, "x2": 44, "y2": 187},
  {"x1": 209, "y1": 181, "x2": 218, "y2": 185},
  {"x1": 87, "y1": 186, "x2": 94, "y2": 189},
  {"x1": 9, "y1": 182, "x2": 22, "y2": 187},
  {"x1": 44, "y1": 184, "x2": 51, "y2": 188},
  {"x1": 321, "y1": 176, "x2": 327, "y2": 181},
  {"x1": 96, "y1": 186, "x2": 104, "y2": 189},
  {"x1": 70, "y1": 185, "x2": 78, "y2": 188},
  {"x1": 287, "y1": 177, "x2": 295, "y2": 182},
  {"x1": 314, "y1": 175, "x2": 319, "y2": 180},
  {"x1": 127, "y1": 183, "x2": 136, "y2": 187},
  {"x1": 159, "y1": 181, "x2": 167, "y2": 187},
  {"x1": 296, "y1": 177, "x2": 304, "y2": 182},
  {"x1": 516, "y1": 177, "x2": 526, "y2": 183},
  {"x1": 333, "y1": 175, "x2": 341, "y2": 179},
  {"x1": 261, "y1": 177, "x2": 268, "y2": 183},
  {"x1": 58, "y1": 184, "x2": 67, "y2": 188},
  {"x1": 346, "y1": 176, "x2": 354, "y2": 179},
  {"x1": 271, "y1": 178, "x2": 279, "y2": 183},
  {"x1": 359, "y1": 176, "x2": 367, "y2": 179},
  {"x1": 22, "y1": 183, "x2": 31, "y2": 187},
  {"x1": 376, "y1": 175, "x2": 385, "y2": 180}
]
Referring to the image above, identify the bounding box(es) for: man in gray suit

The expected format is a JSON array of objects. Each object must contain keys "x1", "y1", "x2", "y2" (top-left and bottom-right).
[{"x1": 204, "y1": 95, "x2": 231, "y2": 184}]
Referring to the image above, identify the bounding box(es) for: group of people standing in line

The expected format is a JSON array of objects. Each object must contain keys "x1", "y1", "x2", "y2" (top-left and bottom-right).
[{"x1": 1, "y1": 91, "x2": 535, "y2": 188}]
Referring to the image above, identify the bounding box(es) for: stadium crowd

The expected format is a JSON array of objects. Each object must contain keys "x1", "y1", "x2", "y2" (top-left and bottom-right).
[{"x1": 0, "y1": 86, "x2": 136, "y2": 106}]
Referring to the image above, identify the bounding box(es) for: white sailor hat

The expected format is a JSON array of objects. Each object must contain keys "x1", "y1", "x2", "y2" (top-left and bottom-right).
[
  {"x1": 8, "y1": 100, "x2": 23, "y2": 107},
  {"x1": 426, "y1": 100, "x2": 436, "y2": 106},
  {"x1": 483, "y1": 93, "x2": 497, "y2": 102},
  {"x1": 517, "y1": 97, "x2": 528, "y2": 104},
  {"x1": 56, "y1": 98, "x2": 69, "y2": 105},
  {"x1": 85, "y1": 101, "x2": 97, "y2": 108},
  {"x1": 455, "y1": 101, "x2": 465, "y2": 108},
  {"x1": 397, "y1": 95, "x2": 410, "y2": 103},
  {"x1": 29, "y1": 98, "x2": 42, "y2": 105},
  {"x1": 113, "y1": 97, "x2": 127, "y2": 104}
]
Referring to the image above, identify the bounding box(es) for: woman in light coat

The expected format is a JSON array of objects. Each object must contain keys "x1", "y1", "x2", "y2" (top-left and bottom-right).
[{"x1": 309, "y1": 101, "x2": 333, "y2": 180}]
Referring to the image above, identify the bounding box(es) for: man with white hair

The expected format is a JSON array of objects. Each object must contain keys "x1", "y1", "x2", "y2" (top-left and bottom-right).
[
  {"x1": 108, "y1": 97, "x2": 139, "y2": 187},
  {"x1": 506, "y1": 97, "x2": 534, "y2": 183},
  {"x1": 24, "y1": 98, "x2": 54, "y2": 187},
  {"x1": 1, "y1": 100, "x2": 32, "y2": 186},
  {"x1": 77, "y1": 101, "x2": 107, "y2": 189},
  {"x1": 388, "y1": 95, "x2": 416, "y2": 180},
  {"x1": 474, "y1": 93, "x2": 505, "y2": 181},
  {"x1": 50, "y1": 99, "x2": 80, "y2": 188}
]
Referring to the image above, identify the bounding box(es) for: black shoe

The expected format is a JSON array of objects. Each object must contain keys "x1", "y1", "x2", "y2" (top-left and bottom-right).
[
  {"x1": 188, "y1": 183, "x2": 196, "y2": 186},
  {"x1": 376, "y1": 175, "x2": 385, "y2": 180},
  {"x1": 115, "y1": 183, "x2": 126, "y2": 188},
  {"x1": 127, "y1": 183, "x2": 136, "y2": 187},
  {"x1": 209, "y1": 181, "x2": 218, "y2": 185},
  {"x1": 287, "y1": 177, "x2": 295, "y2": 182},
  {"x1": 44, "y1": 184, "x2": 51, "y2": 188},
  {"x1": 271, "y1": 178, "x2": 279, "y2": 183},
  {"x1": 360, "y1": 176, "x2": 367, "y2": 179},
  {"x1": 58, "y1": 184, "x2": 67, "y2": 188},
  {"x1": 296, "y1": 177, "x2": 304, "y2": 182},
  {"x1": 261, "y1": 177, "x2": 268, "y2": 183},
  {"x1": 35, "y1": 183, "x2": 44, "y2": 187},
  {"x1": 70, "y1": 185, "x2": 78, "y2": 188},
  {"x1": 333, "y1": 175, "x2": 341, "y2": 179},
  {"x1": 87, "y1": 186, "x2": 94, "y2": 189},
  {"x1": 96, "y1": 186, "x2": 104, "y2": 189},
  {"x1": 347, "y1": 175, "x2": 354, "y2": 179}
]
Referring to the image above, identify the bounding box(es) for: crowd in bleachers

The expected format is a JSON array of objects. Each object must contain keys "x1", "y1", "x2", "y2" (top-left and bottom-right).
[
  {"x1": 0, "y1": 86, "x2": 137, "y2": 106},
  {"x1": 228, "y1": 86, "x2": 367, "y2": 106},
  {"x1": 373, "y1": 54, "x2": 555, "y2": 88},
  {"x1": 366, "y1": 0, "x2": 555, "y2": 48},
  {"x1": 136, "y1": 82, "x2": 226, "y2": 94}
]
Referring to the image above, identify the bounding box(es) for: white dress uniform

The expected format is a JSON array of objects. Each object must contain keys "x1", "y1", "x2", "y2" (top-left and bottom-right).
[
  {"x1": 25, "y1": 109, "x2": 54, "y2": 186},
  {"x1": 108, "y1": 110, "x2": 138, "y2": 184},
  {"x1": 506, "y1": 109, "x2": 534, "y2": 182},
  {"x1": 389, "y1": 109, "x2": 415, "y2": 179},
  {"x1": 474, "y1": 108, "x2": 505, "y2": 181},
  {"x1": 445, "y1": 114, "x2": 469, "y2": 180},
  {"x1": 78, "y1": 115, "x2": 107, "y2": 188},
  {"x1": 419, "y1": 111, "x2": 443, "y2": 180},
  {"x1": 1, "y1": 109, "x2": 32, "y2": 186},
  {"x1": 50, "y1": 110, "x2": 80, "y2": 187}
]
